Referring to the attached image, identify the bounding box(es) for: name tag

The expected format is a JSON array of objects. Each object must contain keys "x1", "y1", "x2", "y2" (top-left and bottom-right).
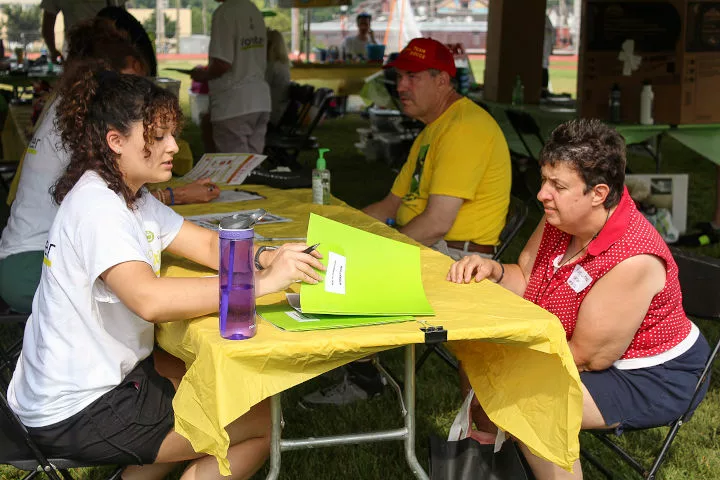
[
  {"x1": 567, "y1": 264, "x2": 592, "y2": 293},
  {"x1": 325, "y1": 252, "x2": 347, "y2": 294}
]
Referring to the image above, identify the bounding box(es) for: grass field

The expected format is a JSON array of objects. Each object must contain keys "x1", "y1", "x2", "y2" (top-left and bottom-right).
[
  {"x1": 470, "y1": 57, "x2": 579, "y2": 98},
  {"x1": 2, "y1": 59, "x2": 720, "y2": 480}
]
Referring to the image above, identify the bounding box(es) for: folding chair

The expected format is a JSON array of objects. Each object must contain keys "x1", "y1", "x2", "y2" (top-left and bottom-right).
[
  {"x1": 415, "y1": 195, "x2": 530, "y2": 374},
  {"x1": 270, "y1": 82, "x2": 316, "y2": 137},
  {"x1": 265, "y1": 89, "x2": 337, "y2": 168},
  {"x1": 0, "y1": 387, "x2": 124, "y2": 480},
  {"x1": 504, "y1": 109, "x2": 545, "y2": 209},
  {"x1": 0, "y1": 297, "x2": 27, "y2": 389},
  {"x1": 492, "y1": 195, "x2": 529, "y2": 262},
  {"x1": 581, "y1": 247, "x2": 720, "y2": 480},
  {"x1": 505, "y1": 109, "x2": 545, "y2": 163}
]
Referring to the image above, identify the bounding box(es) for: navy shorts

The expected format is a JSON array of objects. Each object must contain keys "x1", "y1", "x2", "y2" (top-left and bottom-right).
[
  {"x1": 582, "y1": 334, "x2": 711, "y2": 435},
  {"x1": 27, "y1": 355, "x2": 175, "y2": 465}
]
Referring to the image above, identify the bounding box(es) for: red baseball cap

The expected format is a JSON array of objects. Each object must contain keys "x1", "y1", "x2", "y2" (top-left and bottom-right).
[{"x1": 384, "y1": 38, "x2": 457, "y2": 78}]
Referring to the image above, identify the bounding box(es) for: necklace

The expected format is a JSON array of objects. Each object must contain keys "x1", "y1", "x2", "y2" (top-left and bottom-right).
[{"x1": 534, "y1": 209, "x2": 612, "y2": 304}]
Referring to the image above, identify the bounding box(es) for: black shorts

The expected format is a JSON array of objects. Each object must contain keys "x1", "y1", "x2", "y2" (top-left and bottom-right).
[
  {"x1": 27, "y1": 355, "x2": 175, "y2": 465},
  {"x1": 582, "y1": 333, "x2": 711, "y2": 435}
]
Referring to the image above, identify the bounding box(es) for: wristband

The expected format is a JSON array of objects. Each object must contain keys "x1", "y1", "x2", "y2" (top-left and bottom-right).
[
  {"x1": 254, "y1": 246, "x2": 278, "y2": 270},
  {"x1": 165, "y1": 187, "x2": 175, "y2": 206},
  {"x1": 494, "y1": 261, "x2": 505, "y2": 284}
]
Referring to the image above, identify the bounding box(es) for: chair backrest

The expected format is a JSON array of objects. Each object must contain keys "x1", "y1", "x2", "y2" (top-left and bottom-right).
[
  {"x1": 505, "y1": 109, "x2": 545, "y2": 161},
  {"x1": 276, "y1": 83, "x2": 316, "y2": 135},
  {"x1": 474, "y1": 99, "x2": 492, "y2": 115},
  {"x1": 493, "y1": 196, "x2": 529, "y2": 261},
  {"x1": 1, "y1": 384, "x2": 124, "y2": 480},
  {"x1": 669, "y1": 246, "x2": 720, "y2": 422},
  {"x1": 0, "y1": 297, "x2": 27, "y2": 387},
  {"x1": 670, "y1": 247, "x2": 720, "y2": 320},
  {"x1": 299, "y1": 90, "x2": 337, "y2": 141}
]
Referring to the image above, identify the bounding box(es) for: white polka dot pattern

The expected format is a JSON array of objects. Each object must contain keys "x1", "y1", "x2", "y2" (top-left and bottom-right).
[{"x1": 523, "y1": 192, "x2": 691, "y2": 360}]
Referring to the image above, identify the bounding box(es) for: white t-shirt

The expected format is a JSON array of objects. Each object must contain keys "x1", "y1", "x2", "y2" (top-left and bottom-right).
[
  {"x1": 266, "y1": 60, "x2": 291, "y2": 126},
  {"x1": 8, "y1": 171, "x2": 184, "y2": 427},
  {"x1": 0, "y1": 97, "x2": 64, "y2": 261},
  {"x1": 41, "y1": 0, "x2": 127, "y2": 34},
  {"x1": 342, "y1": 35, "x2": 375, "y2": 58},
  {"x1": 208, "y1": 0, "x2": 271, "y2": 122},
  {"x1": 543, "y1": 15, "x2": 555, "y2": 69}
]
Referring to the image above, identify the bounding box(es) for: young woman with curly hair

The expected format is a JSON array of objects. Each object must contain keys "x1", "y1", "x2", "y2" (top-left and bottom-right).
[
  {"x1": 0, "y1": 18, "x2": 219, "y2": 314},
  {"x1": 7, "y1": 67, "x2": 324, "y2": 480}
]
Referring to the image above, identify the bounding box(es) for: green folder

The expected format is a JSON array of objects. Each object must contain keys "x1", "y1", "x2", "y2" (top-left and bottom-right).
[
  {"x1": 300, "y1": 214, "x2": 434, "y2": 316},
  {"x1": 257, "y1": 301, "x2": 414, "y2": 332}
]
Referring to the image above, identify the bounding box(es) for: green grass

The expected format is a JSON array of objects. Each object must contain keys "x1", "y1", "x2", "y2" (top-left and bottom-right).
[
  {"x1": 470, "y1": 58, "x2": 578, "y2": 98},
  {"x1": 2, "y1": 62, "x2": 719, "y2": 480}
]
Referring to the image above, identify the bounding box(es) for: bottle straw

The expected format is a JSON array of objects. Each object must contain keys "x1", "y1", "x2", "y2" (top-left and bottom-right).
[{"x1": 220, "y1": 241, "x2": 236, "y2": 323}]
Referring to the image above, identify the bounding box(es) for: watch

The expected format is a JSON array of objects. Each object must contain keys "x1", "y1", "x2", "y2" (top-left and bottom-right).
[{"x1": 254, "y1": 246, "x2": 278, "y2": 270}]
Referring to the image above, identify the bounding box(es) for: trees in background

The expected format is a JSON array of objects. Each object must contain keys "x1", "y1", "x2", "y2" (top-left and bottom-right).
[
  {"x1": 142, "y1": 11, "x2": 176, "y2": 38},
  {"x1": 1, "y1": 5, "x2": 42, "y2": 45}
]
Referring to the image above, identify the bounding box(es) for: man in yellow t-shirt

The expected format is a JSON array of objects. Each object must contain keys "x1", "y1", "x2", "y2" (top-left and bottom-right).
[
  {"x1": 300, "y1": 38, "x2": 511, "y2": 408},
  {"x1": 363, "y1": 37, "x2": 511, "y2": 260}
]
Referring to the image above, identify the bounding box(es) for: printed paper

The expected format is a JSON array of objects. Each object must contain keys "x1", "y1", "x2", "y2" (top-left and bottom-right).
[
  {"x1": 181, "y1": 153, "x2": 266, "y2": 185},
  {"x1": 184, "y1": 209, "x2": 291, "y2": 231}
]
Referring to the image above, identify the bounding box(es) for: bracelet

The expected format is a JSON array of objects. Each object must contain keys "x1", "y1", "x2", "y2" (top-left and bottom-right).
[
  {"x1": 494, "y1": 261, "x2": 505, "y2": 284},
  {"x1": 254, "y1": 246, "x2": 278, "y2": 271},
  {"x1": 166, "y1": 187, "x2": 175, "y2": 206}
]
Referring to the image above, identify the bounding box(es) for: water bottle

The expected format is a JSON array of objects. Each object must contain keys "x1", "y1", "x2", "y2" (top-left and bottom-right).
[
  {"x1": 639, "y1": 80, "x2": 654, "y2": 125},
  {"x1": 511, "y1": 75, "x2": 524, "y2": 106},
  {"x1": 218, "y1": 216, "x2": 256, "y2": 340},
  {"x1": 609, "y1": 83, "x2": 622, "y2": 123}
]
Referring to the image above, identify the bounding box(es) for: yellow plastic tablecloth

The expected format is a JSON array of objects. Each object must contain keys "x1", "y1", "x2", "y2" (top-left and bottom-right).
[
  {"x1": 158, "y1": 185, "x2": 583, "y2": 475},
  {"x1": 290, "y1": 63, "x2": 382, "y2": 95}
]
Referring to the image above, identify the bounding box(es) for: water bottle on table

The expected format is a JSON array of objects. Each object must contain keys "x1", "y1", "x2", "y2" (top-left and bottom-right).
[{"x1": 218, "y1": 216, "x2": 256, "y2": 340}]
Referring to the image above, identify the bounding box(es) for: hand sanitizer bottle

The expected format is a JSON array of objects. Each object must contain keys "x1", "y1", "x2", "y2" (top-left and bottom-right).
[{"x1": 312, "y1": 148, "x2": 331, "y2": 205}]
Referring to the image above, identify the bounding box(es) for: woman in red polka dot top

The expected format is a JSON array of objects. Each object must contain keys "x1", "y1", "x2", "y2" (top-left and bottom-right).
[{"x1": 448, "y1": 119, "x2": 710, "y2": 480}]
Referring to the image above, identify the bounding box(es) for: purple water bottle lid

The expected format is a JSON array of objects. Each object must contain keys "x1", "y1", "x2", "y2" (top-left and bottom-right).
[{"x1": 218, "y1": 216, "x2": 254, "y2": 240}]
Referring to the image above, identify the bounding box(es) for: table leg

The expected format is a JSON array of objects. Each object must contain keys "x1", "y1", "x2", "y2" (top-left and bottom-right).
[
  {"x1": 264, "y1": 346, "x2": 429, "y2": 480},
  {"x1": 655, "y1": 134, "x2": 664, "y2": 173},
  {"x1": 266, "y1": 394, "x2": 283, "y2": 480},
  {"x1": 404, "y1": 345, "x2": 430, "y2": 480}
]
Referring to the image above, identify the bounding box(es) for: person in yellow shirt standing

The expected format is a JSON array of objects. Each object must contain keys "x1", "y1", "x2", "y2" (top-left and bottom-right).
[
  {"x1": 300, "y1": 38, "x2": 511, "y2": 409},
  {"x1": 363, "y1": 37, "x2": 511, "y2": 260}
]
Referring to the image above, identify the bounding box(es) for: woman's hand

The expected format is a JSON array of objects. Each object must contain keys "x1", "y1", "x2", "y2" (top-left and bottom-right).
[
  {"x1": 255, "y1": 244, "x2": 325, "y2": 296},
  {"x1": 174, "y1": 178, "x2": 220, "y2": 204},
  {"x1": 258, "y1": 242, "x2": 321, "y2": 269},
  {"x1": 190, "y1": 65, "x2": 209, "y2": 82},
  {"x1": 446, "y1": 254, "x2": 498, "y2": 284}
]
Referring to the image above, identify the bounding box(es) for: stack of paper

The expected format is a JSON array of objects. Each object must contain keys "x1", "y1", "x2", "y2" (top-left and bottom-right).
[
  {"x1": 258, "y1": 294, "x2": 414, "y2": 331},
  {"x1": 181, "y1": 153, "x2": 266, "y2": 185},
  {"x1": 257, "y1": 214, "x2": 434, "y2": 331},
  {"x1": 185, "y1": 209, "x2": 291, "y2": 231}
]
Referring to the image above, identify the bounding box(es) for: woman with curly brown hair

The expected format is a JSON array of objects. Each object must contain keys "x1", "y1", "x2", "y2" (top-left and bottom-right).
[
  {"x1": 6, "y1": 67, "x2": 324, "y2": 480},
  {"x1": 0, "y1": 18, "x2": 219, "y2": 314}
]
